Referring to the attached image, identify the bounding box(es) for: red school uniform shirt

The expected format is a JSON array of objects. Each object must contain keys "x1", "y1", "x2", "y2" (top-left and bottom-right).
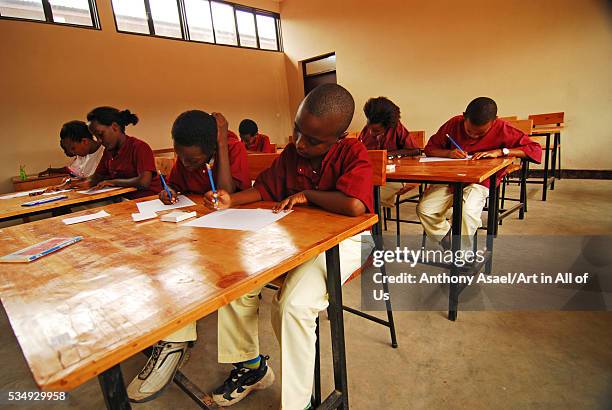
[
  {"x1": 425, "y1": 115, "x2": 542, "y2": 187},
  {"x1": 168, "y1": 132, "x2": 250, "y2": 193},
  {"x1": 94, "y1": 135, "x2": 162, "y2": 199},
  {"x1": 244, "y1": 133, "x2": 273, "y2": 153},
  {"x1": 358, "y1": 121, "x2": 418, "y2": 151},
  {"x1": 254, "y1": 138, "x2": 374, "y2": 213}
]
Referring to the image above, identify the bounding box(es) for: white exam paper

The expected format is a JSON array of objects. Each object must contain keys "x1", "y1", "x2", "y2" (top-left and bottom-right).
[
  {"x1": 78, "y1": 187, "x2": 122, "y2": 195},
  {"x1": 62, "y1": 210, "x2": 110, "y2": 225},
  {"x1": 419, "y1": 156, "x2": 473, "y2": 163},
  {"x1": 136, "y1": 195, "x2": 196, "y2": 214},
  {"x1": 183, "y1": 208, "x2": 291, "y2": 231},
  {"x1": 43, "y1": 189, "x2": 72, "y2": 195},
  {"x1": 0, "y1": 189, "x2": 44, "y2": 199}
]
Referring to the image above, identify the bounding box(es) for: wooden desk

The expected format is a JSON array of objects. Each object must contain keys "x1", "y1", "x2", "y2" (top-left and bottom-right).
[
  {"x1": 0, "y1": 188, "x2": 135, "y2": 223},
  {"x1": 387, "y1": 157, "x2": 513, "y2": 321},
  {"x1": 0, "y1": 196, "x2": 377, "y2": 409},
  {"x1": 12, "y1": 174, "x2": 69, "y2": 192},
  {"x1": 530, "y1": 125, "x2": 564, "y2": 201}
]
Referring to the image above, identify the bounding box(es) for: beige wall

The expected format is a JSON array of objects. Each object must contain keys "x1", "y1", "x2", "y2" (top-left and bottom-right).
[
  {"x1": 0, "y1": 0, "x2": 291, "y2": 193},
  {"x1": 280, "y1": 0, "x2": 612, "y2": 170}
]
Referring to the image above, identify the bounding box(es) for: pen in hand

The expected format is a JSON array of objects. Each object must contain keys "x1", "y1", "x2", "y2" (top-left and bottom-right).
[
  {"x1": 158, "y1": 172, "x2": 176, "y2": 204},
  {"x1": 205, "y1": 163, "x2": 218, "y2": 210},
  {"x1": 446, "y1": 133, "x2": 468, "y2": 158}
]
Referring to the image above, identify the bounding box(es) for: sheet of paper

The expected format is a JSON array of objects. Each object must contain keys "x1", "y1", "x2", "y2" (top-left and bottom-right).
[
  {"x1": 136, "y1": 195, "x2": 196, "y2": 214},
  {"x1": 77, "y1": 187, "x2": 122, "y2": 195},
  {"x1": 132, "y1": 212, "x2": 158, "y2": 222},
  {"x1": 43, "y1": 189, "x2": 71, "y2": 196},
  {"x1": 183, "y1": 208, "x2": 291, "y2": 231},
  {"x1": 419, "y1": 156, "x2": 473, "y2": 163},
  {"x1": 0, "y1": 189, "x2": 44, "y2": 199},
  {"x1": 62, "y1": 210, "x2": 110, "y2": 225}
]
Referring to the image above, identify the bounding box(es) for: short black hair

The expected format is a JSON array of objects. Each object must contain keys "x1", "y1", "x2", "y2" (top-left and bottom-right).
[
  {"x1": 87, "y1": 106, "x2": 139, "y2": 132},
  {"x1": 171, "y1": 110, "x2": 217, "y2": 155},
  {"x1": 363, "y1": 97, "x2": 400, "y2": 130},
  {"x1": 464, "y1": 97, "x2": 497, "y2": 126},
  {"x1": 60, "y1": 120, "x2": 93, "y2": 142},
  {"x1": 239, "y1": 119, "x2": 258, "y2": 136},
  {"x1": 302, "y1": 83, "x2": 355, "y2": 136}
]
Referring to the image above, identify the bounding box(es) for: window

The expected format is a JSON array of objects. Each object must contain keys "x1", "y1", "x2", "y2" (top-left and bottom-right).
[
  {"x1": 236, "y1": 9, "x2": 256, "y2": 48},
  {"x1": 184, "y1": 0, "x2": 213, "y2": 43},
  {"x1": 210, "y1": 1, "x2": 236, "y2": 45},
  {"x1": 112, "y1": 0, "x2": 149, "y2": 34},
  {"x1": 110, "y1": 0, "x2": 281, "y2": 52},
  {"x1": 0, "y1": 0, "x2": 99, "y2": 28},
  {"x1": 256, "y1": 14, "x2": 277, "y2": 50},
  {"x1": 149, "y1": 0, "x2": 181, "y2": 38}
]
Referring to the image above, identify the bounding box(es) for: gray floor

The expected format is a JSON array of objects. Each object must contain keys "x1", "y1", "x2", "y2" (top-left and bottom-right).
[{"x1": 1, "y1": 179, "x2": 611, "y2": 409}]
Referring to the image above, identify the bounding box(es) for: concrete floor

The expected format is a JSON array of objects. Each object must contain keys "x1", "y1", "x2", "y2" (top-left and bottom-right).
[{"x1": 1, "y1": 179, "x2": 611, "y2": 409}]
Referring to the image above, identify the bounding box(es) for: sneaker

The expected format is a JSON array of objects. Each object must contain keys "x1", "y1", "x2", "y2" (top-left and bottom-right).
[
  {"x1": 212, "y1": 355, "x2": 275, "y2": 407},
  {"x1": 127, "y1": 341, "x2": 190, "y2": 403}
]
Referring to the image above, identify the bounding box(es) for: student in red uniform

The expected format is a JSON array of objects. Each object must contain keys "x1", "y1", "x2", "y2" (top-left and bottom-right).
[
  {"x1": 202, "y1": 84, "x2": 374, "y2": 409},
  {"x1": 358, "y1": 97, "x2": 420, "y2": 207},
  {"x1": 127, "y1": 110, "x2": 250, "y2": 403},
  {"x1": 417, "y1": 97, "x2": 542, "y2": 249},
  {"x1": 239, "y1": 119, "x2": 274, "y2": 153},
  {"x1": 72, "y1": 107, "x2": 162, "y2": 199},
  {"x1": 159, "y1": 111, "x2": 250, "y2": 203}
]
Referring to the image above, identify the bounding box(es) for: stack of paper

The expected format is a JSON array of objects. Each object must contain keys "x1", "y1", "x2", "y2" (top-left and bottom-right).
[
  {"x1": 136, "y1": 195, "x2": 196, "y2": 214},
  {"x1": 161, "y1": 211, "x2": 197, "y2": 223}
]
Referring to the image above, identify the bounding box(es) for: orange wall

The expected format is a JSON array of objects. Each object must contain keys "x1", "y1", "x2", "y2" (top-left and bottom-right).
[
  {"x1": 0, "y1": 0, "x2": 291, "y2": 193},
  {"x1": 280, "y1": 0, "x2": 612, "y2": 170}
]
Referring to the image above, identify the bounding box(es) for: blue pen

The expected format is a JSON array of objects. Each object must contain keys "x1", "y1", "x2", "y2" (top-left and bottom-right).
[
  {"x1": 30, "y1": 236, "x2": 83, "y2": 261},
  {"x1": 206, "y1": 163, "x2": 218, "y2": 209},
  {"x1": 158, "y1": 172, "x2": 175, "y2": 203},
  {"x1": 26, "y1": 236, "x2": 83, "y2": 261},
  {"x1": 445, "y1": 133, "x2": 467, "y2": 155},
  {"x1": 21, "y1": 195, "x2": 68, "y2": 207}
]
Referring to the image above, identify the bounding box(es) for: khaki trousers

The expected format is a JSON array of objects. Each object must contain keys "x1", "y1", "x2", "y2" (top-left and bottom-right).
[
  {"x1": 416, "y1": 184, "x2": 489, "y2": 249},
  {"x1": 217, "y1": 233, "x2": 373, "y2": 410}
]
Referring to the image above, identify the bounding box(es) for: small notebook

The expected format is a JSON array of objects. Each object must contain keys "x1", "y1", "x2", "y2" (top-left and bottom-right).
[
  {"x1": 161, "y1": 211, "x2": 197, "y2": 223},
  {"x1": 0, "y1": 236, "x2": 83, "y2": 263}
]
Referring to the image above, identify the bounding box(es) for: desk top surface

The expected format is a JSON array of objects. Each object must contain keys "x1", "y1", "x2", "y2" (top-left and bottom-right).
[
  {"x1": 0, "y1": 196, "x2": 376, "y2": 391},
  {"x1": 0, "y1": 188, "x2": 135, "y2": 220},
  {"x1": 387, "y1": 157, "x2": 514, "y2": 183}
]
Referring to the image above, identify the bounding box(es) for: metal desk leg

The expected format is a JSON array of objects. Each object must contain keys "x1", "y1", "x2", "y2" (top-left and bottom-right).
[
  {"x1": 486, "y1": 175, "x2": 497, "y2": 275},
  {"x1": 519, "y1": 159, "x2": 527, "y2": 219},
  {"x1": 98, "y1": 364, "x2": 131, "y2": 410},
  {"x1": 556, "y1": 132, "x2": 562, "y2": 180},
  {"x1": 323, "y1": 245, "x2": 349, "y2": 409},
  {"x1": 542, "y1": 134, "x2": 550, "y2": 201},
  {"x1": 551, "y1": 132, "x2": 558, "y2": 190},
  {"x1": 448, "y1": 182, "x2": 463, "y2": 321}
]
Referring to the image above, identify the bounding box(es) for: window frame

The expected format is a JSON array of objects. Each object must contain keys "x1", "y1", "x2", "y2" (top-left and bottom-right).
[
  {"x1": 110, "y1": 0, "x2": 282, "y2": 52},
  {"x1": 0, "y1": 0, "x2": 101, "y2": 30}
]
